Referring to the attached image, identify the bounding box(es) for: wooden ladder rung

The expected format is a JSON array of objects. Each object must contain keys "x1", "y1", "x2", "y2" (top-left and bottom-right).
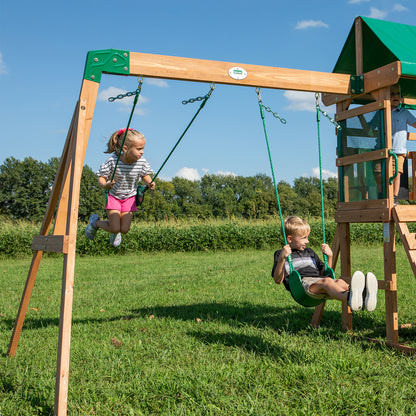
[
  {"x1": 393, "y1": 205, "x2": 416, "y2": 222},
  {"x1": 405, "y1": 233, "x2": 416, "y2": 250}
]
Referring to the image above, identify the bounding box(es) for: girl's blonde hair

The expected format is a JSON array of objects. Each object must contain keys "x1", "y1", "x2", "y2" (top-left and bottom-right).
[
  {"x1": 105, "y1": 128, "x2": 145, "y2": 154},
  {"x1": 284, "y1": 216, "x2": 310, "y2": 237}
]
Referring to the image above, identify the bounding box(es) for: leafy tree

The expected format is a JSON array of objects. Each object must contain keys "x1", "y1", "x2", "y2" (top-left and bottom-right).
[
  {"x1": 0, "y1": 157, "x2": 55, "y2": 221},
  {"x1": 0, "y1": 155, "x2": 341, "y2": 222},
  {"x1": 137, "y1": 179, "x2": 182, "y2": 221},
  {"x1": 79, "y1": 164, "x2": 106, "y2": 222},
  {"x1": 200, "y1": 174, "x2": 238, "y2": 218},
  {"x1": 172, "y1": 177, "x2": 211, "y2": 219}
]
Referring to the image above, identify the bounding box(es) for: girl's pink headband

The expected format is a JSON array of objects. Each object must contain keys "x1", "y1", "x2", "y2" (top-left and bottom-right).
[{"x1": 117, "y1": 128, "x2": 133, "y2": 136}]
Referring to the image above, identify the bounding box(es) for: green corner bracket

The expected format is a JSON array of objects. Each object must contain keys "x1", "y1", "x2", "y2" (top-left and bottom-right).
[
  {"x1": 83, "y1": 49, "x2": 130, "y2": 83},
  {"x1": 350, "y1": 74, "x2": 364, "y2": 95}
]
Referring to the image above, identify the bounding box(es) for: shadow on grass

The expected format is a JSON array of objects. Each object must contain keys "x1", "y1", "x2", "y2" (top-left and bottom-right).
[
  {"x1": 2, "y1": 301, "x2": 393, "y2": 358},
  {"x1": 2, "y1": 300, "x2": 382, "y2": 336},
  {"x1": 187, "y1": 329, "x2": 286, "y2": 358}
]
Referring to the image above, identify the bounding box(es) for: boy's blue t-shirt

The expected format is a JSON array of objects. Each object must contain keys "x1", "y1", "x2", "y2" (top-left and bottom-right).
[{"x1": 272, "y1": 247, "x2": 324, "y2": 291}]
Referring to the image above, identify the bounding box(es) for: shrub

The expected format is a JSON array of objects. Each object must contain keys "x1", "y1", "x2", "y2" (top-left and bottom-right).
[{"x1": 0, "y1": 218, "x2": 401, "y2": 259}]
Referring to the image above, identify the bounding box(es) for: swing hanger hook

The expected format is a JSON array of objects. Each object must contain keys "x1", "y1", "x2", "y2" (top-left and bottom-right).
[
  {"x1": 256, "y1": 87, "x2": 262, "y2": 102},
  {"x1": 315, "y1": 92, "x2": 320, "y2": 108},
  {"x1": 206, "y1": 82, "x2": 216, "y2": 98}
]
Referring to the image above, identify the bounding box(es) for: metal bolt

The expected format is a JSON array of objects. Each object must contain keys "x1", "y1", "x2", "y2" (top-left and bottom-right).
[
  {"x1": 124, "y1": 67, "x2": 128, "y2": 71},
  {"x1": 113, "y1": 58, "x2": 117, "y2": 63},
  {"x1": 123, "y1": 53, "x2": 127, "y2": 57},
  {"x1": 94, "y1": 57, "x2": 98, "y2": 62},
  {"x1": 91, "y1": 75, "x2": 95, "y2": 80},
  {"x1": 81, "y1": 106, "x2": 86, "y2": 110}
]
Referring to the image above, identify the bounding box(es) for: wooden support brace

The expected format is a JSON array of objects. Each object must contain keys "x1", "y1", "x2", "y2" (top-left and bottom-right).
[{"x1": 31, "y1": 235, "x2": 69, "y2": 253}]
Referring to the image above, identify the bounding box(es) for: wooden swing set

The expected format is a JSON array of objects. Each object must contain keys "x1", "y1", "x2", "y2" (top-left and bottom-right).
[{"x1": 8, "y1": 16, "x2": 416, "y2": 415}]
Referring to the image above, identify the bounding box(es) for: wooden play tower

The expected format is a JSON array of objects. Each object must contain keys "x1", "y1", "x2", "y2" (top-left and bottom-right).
[{"x1": 7, "y1": 16, "x2": 416, "y2": 415}]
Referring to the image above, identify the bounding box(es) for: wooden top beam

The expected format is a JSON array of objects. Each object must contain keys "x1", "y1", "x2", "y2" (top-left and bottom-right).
[{"x1": 129, "y1": 52, "x2": 352, "y2": 94}]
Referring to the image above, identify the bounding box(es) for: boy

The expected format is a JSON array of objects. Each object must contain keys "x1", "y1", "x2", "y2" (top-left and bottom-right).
[
  {"x1": 271, "y1": 216, "x2": 378, "y2": 311},
  {"x1": 389, "y1": 84, "x2": 416, "y2": 205}
]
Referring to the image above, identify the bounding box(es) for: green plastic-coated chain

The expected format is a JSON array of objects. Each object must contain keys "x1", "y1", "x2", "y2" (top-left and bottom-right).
[
  {"x1": 108, "y1": 77, "x2": 144, "y2": 102},
  {"x1": 315, "y1": 93, "x2": 341, "y2": 131},
  {"x1": 255, "y1": 88, "x2": 292, "y2": 270},
  {"x1": 182, "y1": 83, "x2": 215, "y2": 105},
  {"x1": 256, "y1": 88, "x2": 287, "y2": 124}
]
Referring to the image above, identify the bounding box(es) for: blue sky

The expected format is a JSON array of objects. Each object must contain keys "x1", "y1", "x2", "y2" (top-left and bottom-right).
[{"x1": 2, "y1": 0, "x2": 416, "y2": 184}]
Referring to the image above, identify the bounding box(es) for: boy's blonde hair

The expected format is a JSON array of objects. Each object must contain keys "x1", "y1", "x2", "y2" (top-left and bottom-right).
[
  {"x1": 105, "y1": 128, "x2": 145, "y2": 154},
  {"x1": 284, "y1": 216, "x2": 310, "y2": 237}
]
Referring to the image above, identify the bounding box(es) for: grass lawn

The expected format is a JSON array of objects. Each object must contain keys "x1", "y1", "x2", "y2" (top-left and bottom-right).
[{"x1": 1, "y1": 245, "x2": 416, "y2": 415}]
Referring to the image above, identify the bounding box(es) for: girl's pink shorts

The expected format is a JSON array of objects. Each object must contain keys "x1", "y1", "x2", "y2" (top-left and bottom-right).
[{"x1": 106, "y1": 194, "x2": 137, "y2": 212}]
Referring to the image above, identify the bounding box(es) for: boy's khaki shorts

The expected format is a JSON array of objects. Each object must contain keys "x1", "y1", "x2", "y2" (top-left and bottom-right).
[
  {"x1": 301, "y1": 277, "x2": 331, "y2": 300},
  {"x1": 395, "y1": 154, "x2": 406, "y2": 174},
  {"x1": 373, "y1": 154, "x2": 406, "y2": 175}
]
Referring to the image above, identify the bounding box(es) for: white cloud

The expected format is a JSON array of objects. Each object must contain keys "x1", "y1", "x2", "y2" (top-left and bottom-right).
[
  {"x1": 145, "y1": 78, "x2": 169, "y2": 88},
  {"x1": 311, "y1": 167, "x2": 337, "y2": 180},
  {"x1": 0, "y1": 52, "x2": 7, "y2": 74},
  {"x1": 348, "y1": 0, "x2": 370, "y2": 4},
  {"x1": 284, "y1": 91, "x2": 317, "y2": 112},
  {"x1": 175, "y1": 167, "x2": 201, "y2": 181},
  {"x1": 214, "y1": 171, "x2": 237, "y2": 177},
  {"x1": 295, "y1": 20, "x2": 328, "y2": 30},
  {"x1": 393, "y1": 4, "x2": 408, "y2": 12},
  {"x1": 368, "y1": 7, "x2": 388, "y2": 19},
  {"x1": 174, "y1": 167, "x2": 237, "y2": 181}
]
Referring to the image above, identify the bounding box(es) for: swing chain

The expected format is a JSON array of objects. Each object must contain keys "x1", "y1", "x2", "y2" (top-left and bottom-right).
[
  {"x1": 315, "y1": 93, "x2": 341, "y2": 130},
  {"x1": 256, "y1": 88, "x2": 287, "y2": 124},
  {"x1": 182, "y1": 83, "x2": 216, "y2": 105},
  {"x1": 108, "y1": 77, "x2": 144, "y2": 102}
]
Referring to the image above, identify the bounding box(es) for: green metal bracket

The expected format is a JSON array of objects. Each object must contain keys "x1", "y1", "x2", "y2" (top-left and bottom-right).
[
  {"x1": 83, "y1": 49, "x2": 130, "y2": 83},
  {"x1": 350, "y1": 74, "x2": 364, "y2": 95}
]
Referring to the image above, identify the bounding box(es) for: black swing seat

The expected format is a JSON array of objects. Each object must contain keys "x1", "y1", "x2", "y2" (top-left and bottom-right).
[{"x1": 288, "y1": 268, "x2": 336, "y2": 307}]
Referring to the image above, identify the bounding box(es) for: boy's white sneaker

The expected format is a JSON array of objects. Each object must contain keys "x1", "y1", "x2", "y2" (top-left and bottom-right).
[
  {"x1": 364, "y1": 272, "x2": 378, "y2": 311},
  {"x1": 348, "y1": 271, "x2": 365, "y2": 311},
  {"x1": 110, "y1": 232, "x2": 122, "y2": 247}
]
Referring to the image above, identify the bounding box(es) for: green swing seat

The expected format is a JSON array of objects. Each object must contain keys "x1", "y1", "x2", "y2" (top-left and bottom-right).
[{"x1": 288, "y1": 267, "x2": 336, "y2": 308}]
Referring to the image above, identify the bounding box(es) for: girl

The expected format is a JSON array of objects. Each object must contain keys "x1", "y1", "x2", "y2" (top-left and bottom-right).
[{"x1": 85, "y1": 128, "x2": 155, "y2": 246}]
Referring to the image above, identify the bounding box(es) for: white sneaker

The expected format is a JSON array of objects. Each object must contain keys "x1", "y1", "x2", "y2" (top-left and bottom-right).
[
  {"x1": 364, "y1": 272, "x2": 378, "y2": 311},
  {"x1": 110, "y1": 232, "x2": 122, "y2": 247},
  {"x1": 348, "y1": 271, "x2": 365, "y2": 311}
]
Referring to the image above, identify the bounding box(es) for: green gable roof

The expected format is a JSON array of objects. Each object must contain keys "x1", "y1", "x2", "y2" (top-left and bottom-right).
[{"x1": 334, "y1": 17, "x2": 416, "y2": 97}]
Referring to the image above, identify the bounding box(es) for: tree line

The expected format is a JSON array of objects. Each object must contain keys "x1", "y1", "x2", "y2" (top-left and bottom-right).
[{"x1": 0, "y1": 157, "x2": 338, "y2": 222}]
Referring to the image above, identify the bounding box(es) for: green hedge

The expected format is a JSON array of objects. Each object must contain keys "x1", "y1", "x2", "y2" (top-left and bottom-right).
[{"x1": 0, "y1": 219, "x2": 408, "y2": 258}]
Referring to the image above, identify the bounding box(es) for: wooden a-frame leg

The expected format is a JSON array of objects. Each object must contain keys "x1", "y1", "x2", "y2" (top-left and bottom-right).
[
  {"x1": 7, "y1": 106, "x2": 78, "y2": 357},
  {"x1": 53, "y1": 101, "x2": 86, "y2": 416},
  {"x1": 54, "y1": 81, "x2": 98, "y2": 416}
]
